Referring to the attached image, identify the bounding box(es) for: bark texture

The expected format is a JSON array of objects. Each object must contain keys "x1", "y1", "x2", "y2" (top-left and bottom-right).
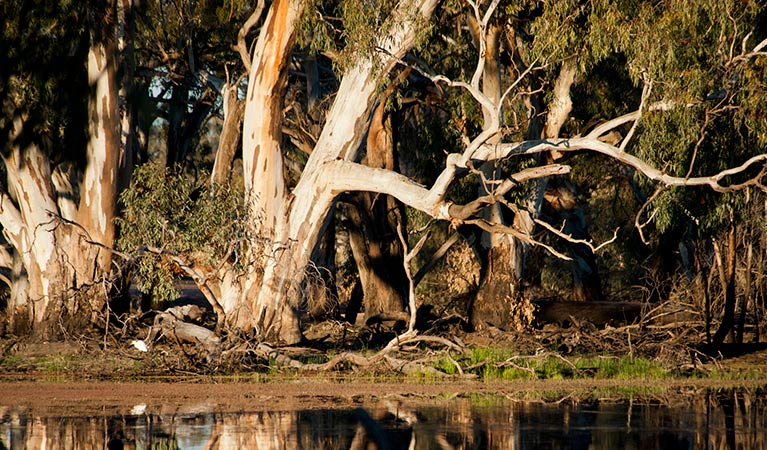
[
  {"x1": 346, "y1": 94, "x2": 408, "y2": 318},
  {"x1": 211, "y1": 82, "x2": 244, "y2": 187},
  {"x1": 239, "y1": 0, "x2": 304, "y2": 341},
  {"x1": 0, "y1": 5, "x2": 122, "y2": 338},
  {"x1": 468, "y1": 18, "x2": 519, "y2": 329},
  {"x1": 243, "y1": 0, "x2": 439, "y2": 344}
]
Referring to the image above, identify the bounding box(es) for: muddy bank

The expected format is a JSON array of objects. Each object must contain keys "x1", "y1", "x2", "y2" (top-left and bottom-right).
[{"x1": 2, "y1": 378, "x2": 767, "y2": 417}]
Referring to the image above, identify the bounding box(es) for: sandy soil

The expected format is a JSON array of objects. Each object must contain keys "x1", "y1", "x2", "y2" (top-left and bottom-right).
[{"x1": 2, "y1": 378, "x2": 766, "y2": 418}]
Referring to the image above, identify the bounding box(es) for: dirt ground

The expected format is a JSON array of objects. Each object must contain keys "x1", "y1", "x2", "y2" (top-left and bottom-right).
[{"x1": 3, "y1": 378, "x2": 767, "y2": 418}]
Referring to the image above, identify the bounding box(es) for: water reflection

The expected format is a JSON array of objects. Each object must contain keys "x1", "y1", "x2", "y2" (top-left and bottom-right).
[{"x1": 1, "y1": 387, "x2": 765, "y2": 449}]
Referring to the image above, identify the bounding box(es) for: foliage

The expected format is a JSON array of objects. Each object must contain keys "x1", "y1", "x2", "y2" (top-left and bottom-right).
[
  {"x1": 116, "y1": 163, "x2": 246, "y2": 303},
  {"x1": 299, "y1": 0, "x2": 427, "y2": 73},
  {"x1": 0, "y1": 0, "x2": 89, "y2": 162}
]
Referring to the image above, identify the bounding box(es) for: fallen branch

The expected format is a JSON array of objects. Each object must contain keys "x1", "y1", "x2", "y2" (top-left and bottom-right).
[
  {"x1": 147, "y1": 310, "x2": 221, "y2": 363},
  {"x1": 138, "y1": 245, "x2": 226, "y2": 330},
  {"x1": 254, "y1": 333, "x2": 467, "y2": 373}
]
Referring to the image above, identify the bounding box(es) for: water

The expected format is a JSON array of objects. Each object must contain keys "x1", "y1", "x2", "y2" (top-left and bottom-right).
[{"x1": 2, "y1": 386, "x2": 765, "y2": 449}]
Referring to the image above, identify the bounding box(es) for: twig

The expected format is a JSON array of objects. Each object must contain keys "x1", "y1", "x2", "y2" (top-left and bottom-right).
[{"x1": 534, "y1": 219, "x2": 619, "y2": 253}]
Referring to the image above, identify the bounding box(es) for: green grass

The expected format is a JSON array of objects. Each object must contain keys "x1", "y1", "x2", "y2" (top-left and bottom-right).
[
  {"x1": 708, "y1": 367, "x2": 767, "y2": 381},
  {"x1": 430, "y1": 348, "x2": 671, "y2": 381}
]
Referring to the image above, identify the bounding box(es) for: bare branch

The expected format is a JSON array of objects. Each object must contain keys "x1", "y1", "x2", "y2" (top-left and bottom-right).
[
  {"x1": 534, "y1": 219, "x2": 619, "y2": 254},
  {"x1": 619, "y1": 76, "x2": 651, "y2": 153},
  {"x1": 397, "y1": 222, "x2": 427, "y2": 333},
  {"x1": 482, "y1": 0, "x2": 501, "y2": 28},
  {"x1": 499, "y1": 56, "x2": 539, "y2": 107},
  {"x1": 634, "y1": 187, "x2": 664, "y2": 245},
  {"x1": 446, "y1": 164, "x2": 570, "y2": 221},
  {"x1": 463, "y1": 217, "x2": 572, "y2": 261},
  {"x1": 586, "y1": 100, "x2": 680, "y2": 141},
  {"x1": 465, "y1": 0, "x2": 486, "y2": 90},
  {"x1": 432, "y1": 75, "x2": 496, "y2": 127},
  {"x1": 412, "y1": 232, "x2": 463, "y2": 287},
  {"x1": 236, "y1": 0, "x2": 267, "y2": 71},
  {"x1": 730, "y1": 35, "x2": 767, "y2": 66},
  {"x1": 486, "y1": 137, "x2": 767, "y2": 192}
]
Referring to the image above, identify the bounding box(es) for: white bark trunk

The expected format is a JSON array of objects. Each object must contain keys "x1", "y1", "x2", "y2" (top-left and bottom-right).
[
  {"x1": 0, "y1": 6, "x2": 121, "y2": 335},
  {"x1": 249, "y1": 0, "x2": 440, "y2": 343},
  {"x1": 3, "y1": 136, "x2": 62, "y2": 324},
  {"x1": 78, "y1": 36, "x2": 120, "y2": 276},
  {"x1": 242, "y1": 0, "x2": 303, "y2": 234}
]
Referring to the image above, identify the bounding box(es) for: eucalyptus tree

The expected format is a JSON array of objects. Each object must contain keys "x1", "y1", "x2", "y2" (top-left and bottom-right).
[
  {"x1": 455, "y1": 0, "x2": 767, "y2": 329},
  {"x1": 130, "y1": 0, "x2": 253, "y2": 169},
  {"x1": 529, "y1": 0, "x2": 767, "y2": 342},
  {"x1": 119, "y1": 0, "x2": 767, "y2": 347},
  {"x1": 0, "y1": 0, "x2": 127, "y2": 336}
]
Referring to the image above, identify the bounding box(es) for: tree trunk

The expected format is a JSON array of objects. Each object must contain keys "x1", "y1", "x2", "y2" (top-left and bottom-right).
[
  {"x1": 78, "y1": 22, "x2": 121, "y2": 281},
  {"x1": 116, "y1": 0, "x2": 136, "y2": 194},
  {"x1": 0, "y1": 4, "x2": 122, "y2": 338},
  {"x1": 2, "y1": 139, "x2": 64, "y2": 332},
  {"x1": 738, "y1": 242, "x2": 752, "y2": 343},
  {"x1": 346, "y1": 95, "x2": 408, "y2": 318},
  {"x1": 241, "y1": 0, "x2": 438, "y2": 343},
  {"x1": 713, "y1": 225, "x2": 737, "y2": 345},
  {"x1": 344, "y1": 196, "x2": 407, "y2": 317},
  {"x1": 306, "y1": 212, "x2": 339, "y2": 319},
  {"x1": 242, "y1": 0, "x2": 301, "y2": 233},
  {"x1": 211, "y1": 82, "x2": 244, "y2": 187},
  {"x1": 542, "y1": 181, "x2": 604, "y2": 301},
  {"x1": 543, "y1": 59, "x2": 603, "y2": 301},
  {"x1": 236, "y1": 0, "x2": 304, "y2": 340},
  {"x1": 467, "y1": 19, "x2": 519, "y2": 329}
]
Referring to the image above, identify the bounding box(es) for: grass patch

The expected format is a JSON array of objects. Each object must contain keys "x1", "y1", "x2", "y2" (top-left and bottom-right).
[
  {"x1": 432, "y1": 348, "x2": 671, "y2": 381},
  {"x1": 708, "y1": 367, "x2": 767, "y2": 381}
]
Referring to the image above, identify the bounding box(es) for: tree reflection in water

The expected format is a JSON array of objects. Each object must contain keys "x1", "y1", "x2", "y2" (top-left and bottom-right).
[{"x1": 1, "y1": 387, "x2": 765, "y2": 449}]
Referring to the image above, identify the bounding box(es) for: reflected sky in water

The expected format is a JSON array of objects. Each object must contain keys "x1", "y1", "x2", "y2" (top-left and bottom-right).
[{"x1": 2, "y1": 386, "x2": 766, "y2": 449}]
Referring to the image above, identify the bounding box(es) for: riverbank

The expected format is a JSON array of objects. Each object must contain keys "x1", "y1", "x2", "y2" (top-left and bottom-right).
[{"x1": 3, "y1": 377, "x2": 767, "y2": 418}]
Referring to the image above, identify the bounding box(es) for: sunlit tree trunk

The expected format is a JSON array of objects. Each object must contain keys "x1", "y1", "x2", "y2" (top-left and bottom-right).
[
  {"x1": 0, "y1": 2, "x2": 122, "y2": 337},
  {"x1": 2, "y1": 135, "x2": 65, "y2": 331},
  {"x1": 77, "y1": 14, "x2": 121, "y2": 284},
  {"x1": 241, "y1": 0, "x2": 438, "y2": 343},
  {"x1": 211, "y1": 82, "x2": 244, "y2": 187},
  {"x1": 237, "y1": 0, "x2": 303, "y2": 336}
]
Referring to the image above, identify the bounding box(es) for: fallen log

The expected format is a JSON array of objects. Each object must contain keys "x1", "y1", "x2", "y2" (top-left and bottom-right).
[{"x1": 147, "y1": 311, "x2": 221, "y2": 363}]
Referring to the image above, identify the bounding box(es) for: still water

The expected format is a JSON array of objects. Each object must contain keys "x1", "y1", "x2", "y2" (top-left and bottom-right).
[{"x1": 2, "y1": 386, "x2": 765, "y2": 449}]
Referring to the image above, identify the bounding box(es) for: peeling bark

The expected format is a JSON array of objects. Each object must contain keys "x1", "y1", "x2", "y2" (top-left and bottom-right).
[
  {"x1": 211, "y1": 82, "x2": 244, "y2": 187},
  {"x1": 78, "y1": 29, "x2": 121, "y2": 279},
  {"x1": 242, "y1": 0, "x2": 303, "y2": 233},
  {"x1": 244, "y1": 0, "x2": 439, "y2": 344},
  {"x1": 0, "y1": 3, "x2": 123, "y2": 337},
  {"x1": 237, "y1": 0, "x2": 304, "y2": 340}
]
